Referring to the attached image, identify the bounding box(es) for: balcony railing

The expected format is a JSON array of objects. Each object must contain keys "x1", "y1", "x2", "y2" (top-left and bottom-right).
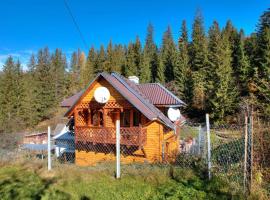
[{"x1": 75, "y1": 126, "x2": 147, "y2": 147}]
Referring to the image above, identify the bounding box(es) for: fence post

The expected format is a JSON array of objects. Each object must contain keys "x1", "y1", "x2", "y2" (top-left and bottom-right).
[
  {"x1": 206, "y1": 114, "x2": 211, "y2": 180},
  {"x1": 47, "y1": 126, "x2": 51, "y2": 171},
  {"x1": 198, "y1": 125, "x2": 201, "y2": 155},
  {"x1": 244, "y1": 114, "x2": 248, "y2": 193},
  {"x1": 247, "y1": 109, "x2": 253, "y2": 192},
  {"x1": 116, "y1": 119, "x2": 121, "y2": 179}
]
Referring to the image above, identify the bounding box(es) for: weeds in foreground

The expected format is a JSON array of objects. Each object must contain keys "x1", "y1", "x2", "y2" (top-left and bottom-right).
[{"x1": 0, "y1": 161, "x2": 268, "y2": 200}]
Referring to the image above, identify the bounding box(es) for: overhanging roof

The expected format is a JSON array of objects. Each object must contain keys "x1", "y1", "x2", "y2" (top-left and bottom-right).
[{"x1": 64, "y1": 72, "x2": 185, "y2": 129}]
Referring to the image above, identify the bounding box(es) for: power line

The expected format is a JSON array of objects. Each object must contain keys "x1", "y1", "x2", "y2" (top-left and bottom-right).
[{"x1": 63, "y1": 0, "x2": 89, "y2": 49}]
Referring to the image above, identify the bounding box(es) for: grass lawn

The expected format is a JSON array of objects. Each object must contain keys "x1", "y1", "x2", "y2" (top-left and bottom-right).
[{"x1": 0, "y1": 160, "x2": 248, "y2": 200}]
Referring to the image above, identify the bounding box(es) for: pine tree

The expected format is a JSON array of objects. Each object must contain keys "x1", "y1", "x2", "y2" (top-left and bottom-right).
[
  {"x1": 34, "y1": 47, "x2": 55, "y2": 121},
  {"x1": 105, "y1": 40, "x2": 114, "y2": 72},
  {"x1": 223, "y1": 20, "x2": 239, "y2": 77},
  {"x1": 0, "y1": 57, "x2": 24, "y2": 131},
  {"x1": 112, "y1": 44, "x2": 125, "y2": 73},
  {"x1": 257, "y1": 8, "x2": 270, "y2": 36},
  {"x1": 51, "y1": 48, "x2": 67, "y2": 103},
  {"x1": 256, "y1": 26, "x2": 270, "y2": 81},
  {"x1": 254, "y1": 26, "x2": 270, "y2": 117},
  {"x1": 14, "y1": 60, "x2": 25, "y2": 123},
  {"x1": 69, "y1": 50, "x2": 81, "y2": 93},
  {"x1": 223, "y1": 20, "x2": 238, "y2": 48},
  {"x1": 133, "y1": 36, "x2": 142, "y2": 75},
  {"x1": 189, "y1": 12, "x2": 208, "y2": 111},
  {"x1": 141, "y1": 24, "x2": 158, "y2": 83},
  {"x1": 96, "y1": 45, "x2": 106, "y2": 74},
  {"x1": 174, "y1": 20, "x2": 190, "y2": 99},
  {"x1": 156, "y1": 54, "x2": 165, "y2": 83},
  {"x1": 190, "y1": 12, "x2": 208, "y2": 72},
  {"x1": 234, "y1": 29, "x2": 250, "y2": 94},
  {"x1": 160, "y1": 26, "x2": 177, "y2": 83},
  {"x1": 125, "y1": 37, "x2": 142, "y2": 77},
  {"x1": 125, "y1": 42, "x2": 137, "y2": 76},
  {"x1": 78, "y1": 51, "x2": 86, "y2": 87},
  {"x1": 21, "y1": 55, "x2": 39, "y2": 126},
  {"x1": 244, "y1": 33, "x2": 258, "y2": 80},
  {"x1": 82, "y1": 47, "x2": 96, "y2": 87},
  {"x1": 207, "y1": 21, "x2": 238, "y2": 121}
]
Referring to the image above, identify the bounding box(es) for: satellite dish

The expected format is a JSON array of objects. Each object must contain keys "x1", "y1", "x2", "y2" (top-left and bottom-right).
[
  {"x1": 94, "y1": 87, "x2": 110, "y2": 103},
  {"x1": 167, "y1": 107, "x2": 181, "y2": 122}
]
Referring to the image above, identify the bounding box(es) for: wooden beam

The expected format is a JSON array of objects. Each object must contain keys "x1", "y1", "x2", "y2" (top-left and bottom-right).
[
  {"x1": 130, "y1": 109, "x2": 134, "y2": 127},
  {"x1": 88, "y1": 109, "x2": 92, "y2": 126},
  {"x1": 103, "y1": 109, "x2": 107, "y2": 127}
]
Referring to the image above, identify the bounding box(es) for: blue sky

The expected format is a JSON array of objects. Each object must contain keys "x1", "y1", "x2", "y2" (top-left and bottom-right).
[{"x1": 0, "y1": 0, "x2": 268, "y2": 69}]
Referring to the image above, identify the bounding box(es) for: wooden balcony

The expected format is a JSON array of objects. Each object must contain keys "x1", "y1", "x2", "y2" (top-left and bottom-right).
[{"x1": 75, "y1": 126, "x2": 147, "y2": 147}]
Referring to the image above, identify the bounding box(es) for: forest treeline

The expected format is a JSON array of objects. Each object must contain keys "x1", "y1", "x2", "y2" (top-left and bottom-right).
[{"x1": 0, "y1": 9, "x2": 269, "y2": 132}]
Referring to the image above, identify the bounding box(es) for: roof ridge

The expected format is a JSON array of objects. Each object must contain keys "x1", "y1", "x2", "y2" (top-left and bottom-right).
[
  {"x1": 112, "y1": 72, "x2": 153, "y2": 103},
  {"x1": 112, "y1": 72, "x2": 154, "y2": 107},
  {"x1": 138, "y1": 83, "x2": 158, "y2": 85},
  {"x1": 156, "y1": 83, "x2": 186, "y2": 106}
]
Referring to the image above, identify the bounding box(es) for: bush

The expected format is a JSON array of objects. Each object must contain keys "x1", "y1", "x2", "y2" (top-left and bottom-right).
[{"x1": 0, "y1": 166, "x2": 47, "y2": 200}]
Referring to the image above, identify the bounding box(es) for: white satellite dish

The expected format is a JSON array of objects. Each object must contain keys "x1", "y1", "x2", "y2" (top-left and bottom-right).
[
  {"x1": 167, "y1": 107, "x2": 181, "y2": 122},
  {"x1": 94, "y1": 87, "x2": 110, "y2": 103}
]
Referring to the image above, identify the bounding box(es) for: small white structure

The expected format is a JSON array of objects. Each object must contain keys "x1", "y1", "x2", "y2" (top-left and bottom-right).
[
  {"x1": 53, "y1": 124, "x2": 74, "y2": 158},
  {"x1": 128, "y1": 76, "x2": 139, "y2": 84},
  {"x1": 167, "y1": 107, "x2": 181, "y2": 122}
]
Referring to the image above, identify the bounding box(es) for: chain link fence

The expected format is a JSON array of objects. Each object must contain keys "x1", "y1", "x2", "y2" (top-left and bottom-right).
[
  {"x1": 1, "y1": 114, "x2": 269, "y2": 197},
  {"x1": 210, "y1": 124, "x2": 245, "y2": 190},
  {"x1": 161, "y1": 121, "x2": 249, "y2": 194}
]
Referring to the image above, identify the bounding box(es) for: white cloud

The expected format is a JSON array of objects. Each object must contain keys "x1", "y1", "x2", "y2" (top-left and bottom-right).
[{"x1": 0, "y1": 49, "x2": 35, "y2": 70}]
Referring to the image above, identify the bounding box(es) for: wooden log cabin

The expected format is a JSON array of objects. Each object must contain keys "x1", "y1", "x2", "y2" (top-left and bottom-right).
[{"x1": 62, "y1": 72, "x2": 185, "y2": 166}]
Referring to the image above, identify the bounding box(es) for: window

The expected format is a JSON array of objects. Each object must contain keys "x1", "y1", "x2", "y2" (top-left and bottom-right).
[
  {"x1": 133, "y1": 110, "x2": 141, "y2": 126},
  {"x1": 91, "y1": 110, "x2": 99, "y2": 126},
  {"x1": 120, "y1": 109, "x2": 130, "y2": 127}
]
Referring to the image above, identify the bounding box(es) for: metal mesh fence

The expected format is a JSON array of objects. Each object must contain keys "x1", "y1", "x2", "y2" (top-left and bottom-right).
[
  {"x1": 210, "y1": 124, "x2": 245, "y2": 189},
  {"x1": 54, "y1": 130, "x2": 75, "y2": 164},
  {"x1": 171, "y1": 125, "x2": 207, "y2": 168},
  {"x1": 160, "y1": 122, "x2": 248, "y2": 193},
  {"x1": 2, "y1": 114, "x2": 269, "y2": 197},
  {"x1": 48, "y1": 122, "x2": 248, "y2": 190}
]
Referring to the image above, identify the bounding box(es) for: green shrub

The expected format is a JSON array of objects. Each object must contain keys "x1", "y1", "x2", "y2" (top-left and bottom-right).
[
  {"x1": 0, "y1": 167, "x2": 47, "y2": 200},
  {"x1": 154, "y1": 180, "x2": 207, "y2": 200}
]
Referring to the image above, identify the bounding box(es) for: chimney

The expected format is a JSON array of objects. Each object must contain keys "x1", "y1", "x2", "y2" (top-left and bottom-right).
[{"x1": 128, "y1": 76, "x2": 139, "y2": 84}]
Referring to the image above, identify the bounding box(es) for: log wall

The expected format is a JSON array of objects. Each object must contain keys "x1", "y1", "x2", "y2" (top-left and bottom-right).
[{"x1": 73, "y1": 77, "x2": 179, "y2": 166}]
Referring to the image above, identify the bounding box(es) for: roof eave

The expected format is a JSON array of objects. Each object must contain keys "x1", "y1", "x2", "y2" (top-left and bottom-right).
[
  {"x1": 156, "y1": 83, "x2": 187, "y2": 106},
  {"x1": 64, "y1": 73, "x2": 104, "y2": 117},
  {"x1": 155, "y1": 104, "x2": 184, "y2": 108}
]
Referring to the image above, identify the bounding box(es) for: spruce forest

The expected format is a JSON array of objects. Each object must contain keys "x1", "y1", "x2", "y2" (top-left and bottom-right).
[{"x1": 0, "y1": 9, "x2": 269, "y2": 132}]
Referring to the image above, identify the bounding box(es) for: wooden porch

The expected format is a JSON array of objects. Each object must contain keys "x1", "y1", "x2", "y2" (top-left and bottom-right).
[{"x1": 75, "y1": 126, "x2": 147, "y2": 147}]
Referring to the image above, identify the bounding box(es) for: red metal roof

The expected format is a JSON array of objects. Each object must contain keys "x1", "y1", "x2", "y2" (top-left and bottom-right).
[
  {"x1": 61, "y1": 91, "x2": 83, "y2": 107},
  {"x1": 138, "y1": 83, "x2": 184, "y2": 106},
  {"x1": 62, "y1": 78, "x2": 185, "y2": 108}
]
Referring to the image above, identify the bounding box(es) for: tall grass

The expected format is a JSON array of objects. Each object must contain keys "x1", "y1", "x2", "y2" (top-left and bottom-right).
[{"x1": 0, "y1": 159, "x2": 248, "y2": 200}]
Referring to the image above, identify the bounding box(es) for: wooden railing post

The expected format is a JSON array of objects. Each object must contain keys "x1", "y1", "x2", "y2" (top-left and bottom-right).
[
  {"x1": 76, "y1": 125, "x2": 146, "y2": 146},
  {"x1": 138, "y1": 126, "x2": 141, "y2": 149}
]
